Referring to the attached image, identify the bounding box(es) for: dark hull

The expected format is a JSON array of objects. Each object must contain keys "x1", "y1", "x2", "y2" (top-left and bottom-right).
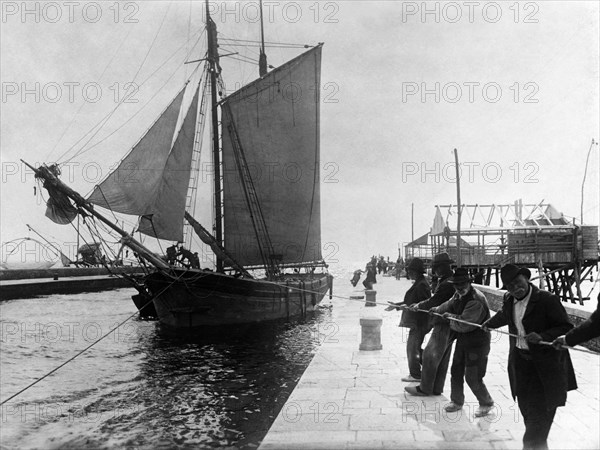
[{"x1": 140, "y1": 269, "x2": 333, "y2": 329}]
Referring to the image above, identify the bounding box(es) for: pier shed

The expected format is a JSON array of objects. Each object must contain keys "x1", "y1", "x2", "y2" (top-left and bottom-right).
[{"x1": 414, "y1": 202, "x2": 599, "y2": 304}]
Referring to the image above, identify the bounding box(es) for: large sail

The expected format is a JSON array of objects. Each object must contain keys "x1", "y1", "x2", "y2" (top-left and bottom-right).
[
  {"x1": 221, "y1": 45, "x2": 322, "y2": 267},
  {"x1": 87, "y1": 88, "x2": 186, "y2": 214},
  {"x1": 137, "y1": 87, "x2": 200, "y2": 241}
]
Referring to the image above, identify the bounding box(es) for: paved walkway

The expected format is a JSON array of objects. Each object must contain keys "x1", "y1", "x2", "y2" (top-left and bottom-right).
[{"x1": 259, "y1": 275, "x2": 600, "y2": 449}]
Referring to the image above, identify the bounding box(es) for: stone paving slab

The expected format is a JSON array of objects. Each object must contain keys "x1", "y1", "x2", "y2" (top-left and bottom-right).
[{"x1": 259, "y1": 276, "x2": 600, "y2": 449}]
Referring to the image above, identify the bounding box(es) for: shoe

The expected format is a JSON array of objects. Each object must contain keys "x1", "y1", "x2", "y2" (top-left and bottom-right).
[
  {"x1": 474, "y1": 405, "x2": 494, "y2": 417},
  {"x1": 401, "y1": 375, "x2": 421, "y2": 382},
  {"x1": 404, "y1": 386, "x2": 429, "y2": 396},
  {"x1": 444, "y1": 402, "x2": 462, "y2": 412}
]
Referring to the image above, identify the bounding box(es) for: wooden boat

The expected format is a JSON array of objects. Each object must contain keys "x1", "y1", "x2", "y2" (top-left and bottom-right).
[{"x1": 26, "y1": 0, "x2": 332, "y2": 330}]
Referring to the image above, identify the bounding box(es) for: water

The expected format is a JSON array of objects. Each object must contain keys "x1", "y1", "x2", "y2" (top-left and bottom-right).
[{"x1": 0, "y1": 288, "x2": 334, "y2": 449}]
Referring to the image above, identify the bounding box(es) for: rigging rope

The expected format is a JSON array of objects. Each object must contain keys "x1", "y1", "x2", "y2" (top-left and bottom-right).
[
  {"x1": 0, "y1": 270, "x2": 186, "y2": 407},
  {"x1": 57, "y1": 26, "x2": 204, "y2": 166}
]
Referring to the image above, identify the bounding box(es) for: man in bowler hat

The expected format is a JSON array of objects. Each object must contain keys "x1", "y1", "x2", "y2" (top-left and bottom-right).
[
  {"x1": 387, "y1": 258, "x2": 432, "y2": 382},
  {"x1": 431, "y1": 267, "x2": 494, "y2": 417},
  {"x1": 483, "y1": 264, "x2": 577, "y2": 450},
  {"x1": 405, "y1": 252, "x2": 456, "y2": 396}
]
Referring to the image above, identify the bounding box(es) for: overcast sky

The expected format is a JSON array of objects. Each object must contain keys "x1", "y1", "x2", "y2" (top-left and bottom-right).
[{"x1": 1, "y1": 1, "x2": 598, "y2": 267}]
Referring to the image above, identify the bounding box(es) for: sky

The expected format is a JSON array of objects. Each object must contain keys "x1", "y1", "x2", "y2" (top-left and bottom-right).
[{"x1": 1, "y1": 0, "x2": 599, "y2": 269}]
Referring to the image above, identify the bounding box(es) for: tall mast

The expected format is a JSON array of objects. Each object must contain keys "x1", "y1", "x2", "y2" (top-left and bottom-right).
[
  {"x1": 206, "y1": 0, "x2": 223, "y2": 272},
  {"x1": 258, "y1": 0, "x2": 268, "y2": 76}
]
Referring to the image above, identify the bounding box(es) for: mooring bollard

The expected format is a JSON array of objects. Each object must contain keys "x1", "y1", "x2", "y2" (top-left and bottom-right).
[
  {"x1": 359, "y1": 316, "x2": 382, "y2": 351},
  {"x1": 365, "y1": 289, "x2": 377, "y2": 307},
  {"x1": 359, "y1": 288, "x2": 382, "y2": 351}
]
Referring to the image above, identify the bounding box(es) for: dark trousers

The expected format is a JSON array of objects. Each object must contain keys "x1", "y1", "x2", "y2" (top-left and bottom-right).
[
  {"x1": 515, "y1": 351, "x2": 557, "y2": 450},
  {"x1": 450, "y1": 339, "x2": 494, "y2": 406},
  {"x1": 419, "y1": 324, "x2": 454, "y2": 395},
  {"x1": 406, "y1": 325, "x2": 432, "y2": 378}
]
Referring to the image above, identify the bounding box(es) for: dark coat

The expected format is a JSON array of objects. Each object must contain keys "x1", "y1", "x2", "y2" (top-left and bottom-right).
[
  {"x1": 417, "y1": 272, "x2": 455, "y2": 326},
  {"x1": 485, "y1": 284, "x2": 577, "y2": 408},
  {"x1": 399, "y1": 275, "x2": 431, "y2": 328},
  {"x1": 565, "y1": 295, "x2": 600, "y2": 346}
]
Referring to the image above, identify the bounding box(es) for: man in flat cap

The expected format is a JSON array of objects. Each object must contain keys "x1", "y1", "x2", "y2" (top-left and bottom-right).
[{"x1": 483, "y1": 264, "x2": 577, "y2": 450}]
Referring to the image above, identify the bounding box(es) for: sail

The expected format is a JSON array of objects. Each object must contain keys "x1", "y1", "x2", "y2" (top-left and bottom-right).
[
  {"x1": 431, "y1": 206, "x2": 445, "y2": 235},
  {"x1": 87, "y1": 87, "x2": 186, "y2": 214},
  {"x1": 137, "y1": 87, "x2": 200, "y2": 241},
  {"x1": 221, "y1": 45, "x2": 323, "y2": 267}
]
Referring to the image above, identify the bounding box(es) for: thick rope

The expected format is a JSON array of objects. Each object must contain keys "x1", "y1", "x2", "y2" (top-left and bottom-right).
[
  {"x1": 259, "y1": 278, "x2": 598, "y2": 356},
  {"x1": 0, "y1": 271, "x2": 186, "y2": 406}
]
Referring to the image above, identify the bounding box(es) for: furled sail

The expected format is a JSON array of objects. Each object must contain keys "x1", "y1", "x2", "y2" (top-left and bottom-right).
[
  {"x1": 87, "y1": 87, "x2": 186, "y2": 215},
  {"x1": 221, "y1": 45, "x2": 323, "y2": 267},
  {"x1": 137, "y1": 87, "x2": 200, "y2": 241}
]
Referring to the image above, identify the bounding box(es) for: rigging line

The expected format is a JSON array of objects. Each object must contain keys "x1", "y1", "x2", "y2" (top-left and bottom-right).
[
  {"x1": 57, "y1": 4, "x2": 174, "y2": 165},
  {"x1": 220, "y1": 38, "x2": 311, "y2": 47},
  {"x1": 88, "y1": 217, "x2": 120, "y2": 260},
  {"x1": 221, "y1": 43, "x2": 308, "y2": 49},
  {"x1": 228, "y1": 56, "x2": 259, "y2": 66},
  {"x1": 45, "y1": 25, "x2": 135, "y2": 163},
  {"x1": 57, "y1": 26, "x2": 204, "y2": 167},
  {"x1": 66, "y1": 59, "x2": 204, "y2": 171},
  {"x1": 148, "y1": 217, "x2": 165, "y2": 257},
  {"x1": 218, "y1": 47, "x2": 259, "y2": 63},
  {"x1": 0, "y1": 271, "x2": 188, "y2": 407}
]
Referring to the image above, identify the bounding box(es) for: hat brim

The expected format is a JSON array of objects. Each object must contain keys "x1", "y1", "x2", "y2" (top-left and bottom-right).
[
  {"x1": 432, "y1": 259, "x2": 454, "y2": 267},
  {"x1": 449, "y1": 277, "x2": 472, "y2": 284}
]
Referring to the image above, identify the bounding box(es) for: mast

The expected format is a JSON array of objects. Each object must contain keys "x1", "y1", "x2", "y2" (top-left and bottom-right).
[
  {"x1": 206, "y1": 0, "x2": 223, "y2": 272},
  {"x1": 454, "y1": 148, "x2": 462, "y2": 267},
  {"x1": 258, "y1": 0, "x2": 268, "y2": 77}
]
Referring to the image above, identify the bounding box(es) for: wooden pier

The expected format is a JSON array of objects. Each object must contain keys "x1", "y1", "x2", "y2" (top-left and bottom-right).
[{"x1": 405, "y1": 202, "x2": 599, "y2": 305}]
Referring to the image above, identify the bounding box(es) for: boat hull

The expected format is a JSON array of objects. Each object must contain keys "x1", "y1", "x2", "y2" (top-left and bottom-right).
[{"x1": 141, "y1": 269, "x2": 333, "y2": 329}]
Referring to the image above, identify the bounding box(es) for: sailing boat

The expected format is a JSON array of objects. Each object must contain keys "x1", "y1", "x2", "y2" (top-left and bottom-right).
[{"x1": 25, "y1": 1, "x2": 332, "y2": 330}]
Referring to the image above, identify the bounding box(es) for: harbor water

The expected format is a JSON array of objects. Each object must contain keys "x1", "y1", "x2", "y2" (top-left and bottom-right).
[{"x1": 0, "y1": 287, "x2": 335, "y2": 449}]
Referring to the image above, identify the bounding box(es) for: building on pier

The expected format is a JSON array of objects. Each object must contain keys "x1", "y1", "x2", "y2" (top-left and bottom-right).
[{"x1": 404, "y1": 201, "x2": 599, "y2": 305}]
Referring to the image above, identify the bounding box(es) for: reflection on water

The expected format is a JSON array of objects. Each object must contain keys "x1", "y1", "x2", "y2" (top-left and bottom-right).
[{"x1": 0, "y1": 288, "x2": 333, "y2": 449}]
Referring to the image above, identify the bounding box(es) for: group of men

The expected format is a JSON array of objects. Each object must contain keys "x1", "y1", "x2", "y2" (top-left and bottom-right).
[{"x1": 387, "y1": 252, "x2": 600, "y2": 450}]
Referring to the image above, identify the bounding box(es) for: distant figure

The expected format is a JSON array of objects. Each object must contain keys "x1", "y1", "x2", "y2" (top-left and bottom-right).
[
  {"x1": 350, "y1": 269, "x2": 362, "y2": 287},
  {"x1": 166, "y1": 245, "x2": 178, "y2": 265},
  {"x1": 179, "y1": 248, "x2": 196, "y2": 268},
  {"x1": 395, "y1": 256, "x2": 405, "y2": 280},
  {"x1": 191, "y1": 252, "x2": 200, "y2": 269},
  {"x1": 363, "y1": 263, "x2": 377, "y2": 290}
]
